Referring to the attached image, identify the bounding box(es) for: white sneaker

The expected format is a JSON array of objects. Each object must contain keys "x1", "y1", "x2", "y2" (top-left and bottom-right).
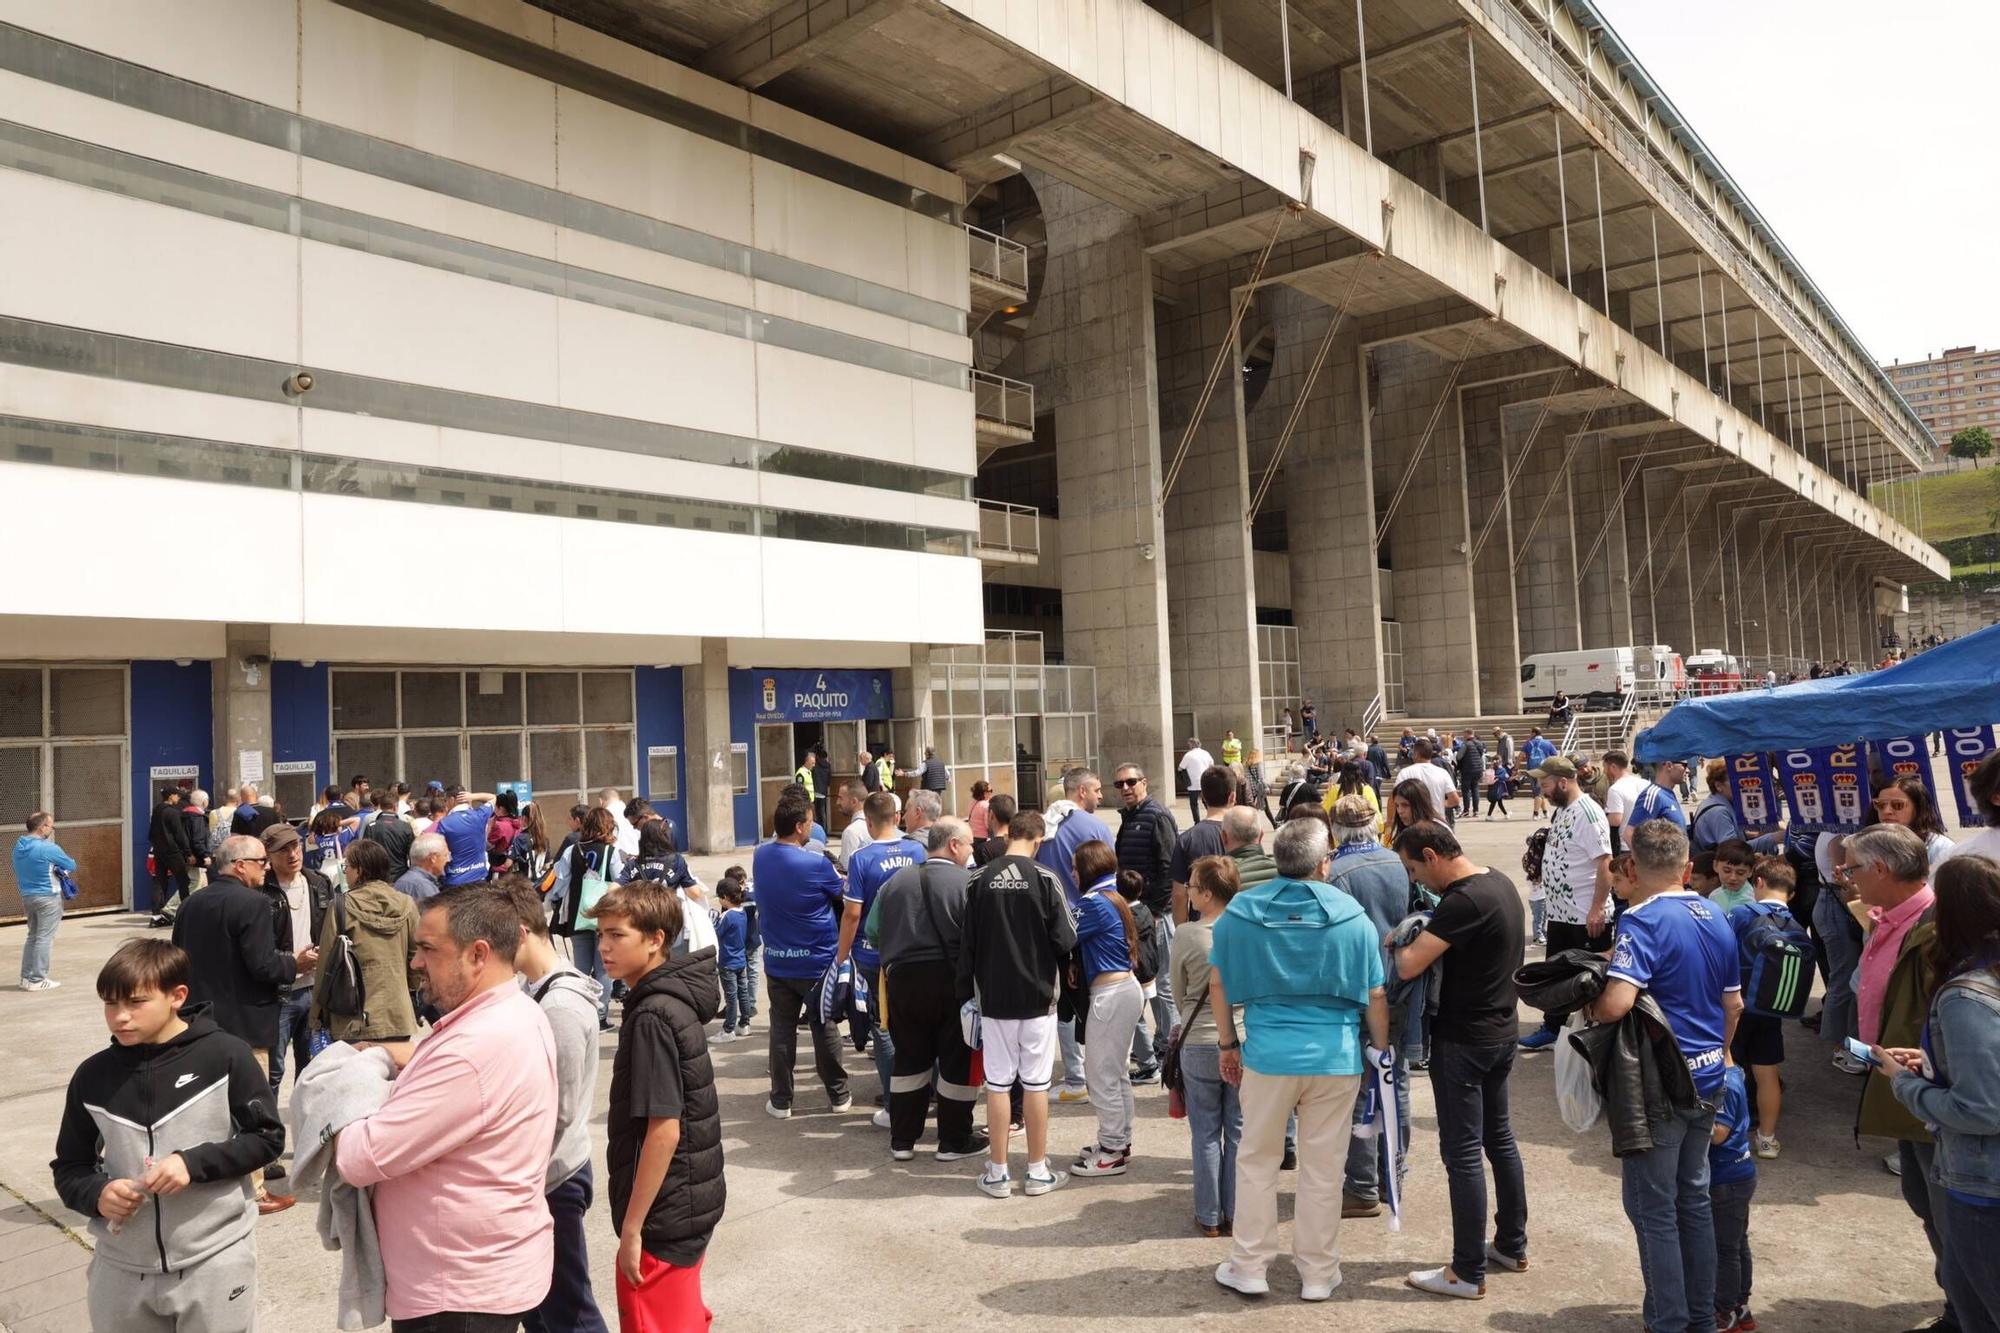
[
  {"x1": 1054, "y1": 1085, "x2": 1090, "y2": 1104},
  {"x1": 975, "y1": 1170, "x2": 1013, "y2": 1199},
  {"x1": 890, "y1": 1147, "x2": 915, "y2": 1161},
  {"x1": 1024, "y1": 1167, "x2": 1068, "y2": 1196},
  {"x1": 1485, "y1": 1243, "x2": 1529, "y2": 1273},
  {"x1": 1213, "y1": 1262, "x2": 1269, "y2": 1297},
  {"x1": 711, "y1": 1030, "x2": 737, "y2": 1044},
  {"x1": 1753, "y1": 1133, "x2": 1780, "y2": 1160},
  {"x1": 872, "y1": 1108, "x2": 892, "y2": 1129},
  {"x1": 828, "y1": 1093, "x2": 854, "y2": 1113},
  {"x1": 1300, "y1": 1270, "x2": 1343, "y2": 1301},
  {"x1": 1407, "y1": 1266, "x2": 1485, "y2": 1299},
  {"x1": 18, "y1": 977, "x2": 57, "y2": 992},
  {"x1": 764, "y1": 1100, "x2": 792, "y2": 1120}
]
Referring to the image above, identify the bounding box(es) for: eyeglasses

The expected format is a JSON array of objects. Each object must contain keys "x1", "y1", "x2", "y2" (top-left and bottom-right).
[
  {"x1": 239, "y1": 855, "x2": 268, "y2": 865},
  {"x1": 1113, "y1": 778, "x2": 1142, "y2": 788}
]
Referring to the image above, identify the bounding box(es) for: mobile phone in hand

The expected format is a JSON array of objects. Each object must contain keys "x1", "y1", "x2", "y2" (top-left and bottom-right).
[{"x1": 1844, "y1": 1037, "x2": 1880, "y2": 1067}]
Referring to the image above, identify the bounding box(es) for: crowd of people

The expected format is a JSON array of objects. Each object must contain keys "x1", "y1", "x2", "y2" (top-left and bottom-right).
[{"x1": 13, "y1": 727, "x2": 2000, "y2": 1332}]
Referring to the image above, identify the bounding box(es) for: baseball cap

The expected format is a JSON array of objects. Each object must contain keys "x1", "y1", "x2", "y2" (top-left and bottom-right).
[
  {"x1": 262, "y1": 823, "x2": 301, "y2": 852},
  {"x1": 1529, "y1": 756, "x2": 1578, "y2": 780}
]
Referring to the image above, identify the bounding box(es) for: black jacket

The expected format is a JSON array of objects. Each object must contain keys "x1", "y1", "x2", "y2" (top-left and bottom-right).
[
  {"x1": 52, "y1": 1007, "x2": 283, "y2": 1272},
  {"x1": 609, "y1": 950, "x2": 724, "y2": 1266},
  {"x1": 957, "y1": 854, "x2": 1078, "y2": 1019},
  {"x1": 1517, "y1": 950, "x2": 1705, "y2": 1156},
  {"x1": 229, "y1": 804, "x2": 281, "y2": 840},
  {"x1": 1114, "y1": 797, "x2": 1177, "y2": 917},
  {"x1": 1457, "y1": 738, "x2": 1487, "y2": 777},
  {"x1": 361, "y1": 815, "x2": 414, "y2": 880},
  {"x1": 263, "y1": 867, "x2": 334, "y2": 956},
  {"x1": 180, "y1": 807, "x2": 212, "y2": 866},
  {"x1": 172, "y1": 876, "x2": 299, "y2": 1049},
  {"x1": 148, "y1": 801, "x2": 192, "y2": 871}
]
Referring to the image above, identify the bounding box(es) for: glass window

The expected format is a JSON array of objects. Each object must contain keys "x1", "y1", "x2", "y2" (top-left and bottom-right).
[
  {"x1": 527, "y1": 673, "x2": 580, "y2": 726},
  {"x1": 334, "y1": 737, "x2": 397, "y2": 797},
  {"x1": 0, "y1": 669, "x2": 43, "y2": 738},
  {"x1": 531, "y1": 730, "x2": 583, "y2": 792},
  {"x1": 400, "y1": 672, "x2": 462, "y2": 730},
  {"x1": 465, "y1": 671, "x2": 522, "y2": 727},
  {"x1": 402, "y1": 734, "x2": 463, "y2": 790},
  {"x1": 581, "y1": 672, "x2": 633, "y2": 725},
  {"x1": 469, "y1": 731, "x2": 522, "y2": 792},
  {"x1": 274, "y1": 766, "x2": 317, "y2": 818},
  {"x1": 51, "y1": 668, "x2": 123, "y2": 736},
  {"x1": 0, "y1": 745, "x2": 42, "y2": 831},
  {"x1": 648, "y1": 747, "x2": 679, "y2": 802},
  {"x1": 53, "y1": 742, "x2": 121, "y2": 820},
  {"x1": 729, "y1": 743, "x2": 750, "y2": 794},
  {"x1": 333, "y1": 671, "x2": 397, "y2": 730},
  {"x1": 584, "y1": 729, "x2": 634, "y2": 791}
]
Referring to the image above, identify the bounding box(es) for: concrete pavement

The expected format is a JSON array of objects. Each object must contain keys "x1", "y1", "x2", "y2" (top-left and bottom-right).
[{"x1": 0, "y1": 803, "x2": 1968, "y2": 1332}]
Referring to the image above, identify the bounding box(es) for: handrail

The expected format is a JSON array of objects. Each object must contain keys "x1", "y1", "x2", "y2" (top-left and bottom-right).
[
  {"x1": 1360, "y1": 692, "x2": 1384, "y2": 740},
  {"x1": 973, "y1": 369, "x2": 1034, "y2": 433},
  {"x1": 965, "y1": 224, "x2": 1029, "y2": 292},
  {"x1": 1473, "y1": 0, "x2": 1927, "y2": 464},
  {"x1": 974, "y1": 498, "x2": 1041, "y2": 560}
]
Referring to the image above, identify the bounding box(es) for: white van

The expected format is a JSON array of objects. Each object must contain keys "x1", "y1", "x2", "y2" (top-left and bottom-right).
[{"x1": 1521, "y1": 646, "x2": 1684, "y2": 711}]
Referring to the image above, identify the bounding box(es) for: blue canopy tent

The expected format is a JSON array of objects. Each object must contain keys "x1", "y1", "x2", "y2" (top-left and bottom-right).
[{"x1": 1634, "y1": 622, "x2": 2000, "y2": 761}]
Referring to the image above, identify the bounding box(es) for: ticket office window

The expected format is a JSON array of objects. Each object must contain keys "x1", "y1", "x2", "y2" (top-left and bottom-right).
[{"x1": 0, "y1": 665, "x2": 127, "y2": 918}]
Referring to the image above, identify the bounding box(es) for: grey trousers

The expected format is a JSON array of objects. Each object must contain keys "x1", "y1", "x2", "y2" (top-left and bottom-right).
[{"x1": 90, "y1": 1231, "x2": 257, "y2": 1333}]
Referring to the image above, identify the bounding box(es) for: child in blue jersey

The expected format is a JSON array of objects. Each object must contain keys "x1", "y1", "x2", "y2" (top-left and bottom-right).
[
  {"x1": 1070, "y1": 842, "x2": 1145, "y2": 1179},
  {"x1": 715, "y1": 880, "x2": 751, "y2": 1041},
  {"x1": 1709, "y1": 1062, "x2": 1758, "y2": 1333},
  {"x1": 1726, "y1": 857, "x2": 1797, "y2": 1159}
]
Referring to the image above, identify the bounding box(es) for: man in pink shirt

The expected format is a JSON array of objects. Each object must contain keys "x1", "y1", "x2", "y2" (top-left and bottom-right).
[
  {"x1": 338, "y1": 887, "x2": 559, "y2": 1331},
  {"x1": 1848, "y1": 825, "x2": 1936, "y2": 1044}
]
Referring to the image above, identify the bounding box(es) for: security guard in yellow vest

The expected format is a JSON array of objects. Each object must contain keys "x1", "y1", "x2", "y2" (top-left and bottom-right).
[
  {"x1": 794, "y1": 751, "x2": 817, "y2": 800},
  {"x1": 875, "y1": 754, "x2": 894, "y2": 791}
]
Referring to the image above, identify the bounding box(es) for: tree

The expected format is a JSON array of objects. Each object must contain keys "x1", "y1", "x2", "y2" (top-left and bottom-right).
[{"x1": 1949, "y1": 425, "x2": 1995, "y2": 470}]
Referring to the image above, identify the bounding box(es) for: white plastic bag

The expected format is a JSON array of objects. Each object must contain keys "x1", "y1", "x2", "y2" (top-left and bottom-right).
[{"x1": 1554, "y1": 1014, "x2": 1602, "y2": 1133}]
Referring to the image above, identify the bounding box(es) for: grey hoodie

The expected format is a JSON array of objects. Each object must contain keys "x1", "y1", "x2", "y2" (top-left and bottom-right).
[
  {"x1": 525, "y1": 963, "x2": 604, "y2": 1190},
  {"x1": 291, "y1": 1041, "x2": 396, "y2": 1331}
]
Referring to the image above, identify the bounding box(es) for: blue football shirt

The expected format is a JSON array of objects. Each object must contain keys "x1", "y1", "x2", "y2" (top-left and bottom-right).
[{"x1": 1608, "y1": 889, "x2": 1740, "y2": 1096}]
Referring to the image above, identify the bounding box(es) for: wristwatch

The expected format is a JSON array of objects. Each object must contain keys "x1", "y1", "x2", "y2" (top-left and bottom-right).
[{"x1": 1218, "y1": 1039, "x2": 1240, "y2": 1051}]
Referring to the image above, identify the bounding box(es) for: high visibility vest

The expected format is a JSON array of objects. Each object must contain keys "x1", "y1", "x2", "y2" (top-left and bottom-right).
[
  {"x1": 876, "y1": 757, "x2": 894, "y2": 788},
  {"x1": 794, "y1": 765, "x2": 815, "y2": 799}
]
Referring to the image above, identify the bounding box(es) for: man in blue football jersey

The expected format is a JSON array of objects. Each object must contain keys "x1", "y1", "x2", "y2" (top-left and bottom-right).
[{"x1": 837, "y1": 792, "x2": 926, "y2": 1121}]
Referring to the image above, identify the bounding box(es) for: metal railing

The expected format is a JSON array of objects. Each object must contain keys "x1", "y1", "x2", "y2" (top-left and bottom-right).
[
  {"x1": 973, "y1": 369, "x2": 1035, "y2": 434},
  {"x1": 1360, "y1": 692, "x2": 1384, "y2": 740},
  {"x1": 975, "y1": 498, "x2": 1041, "y2": 561},
  {"x1": 1476, "y1": 0, "x2": 1926, "y2": 465},
  {"x1": 966, "y1": 224, "x2": 1030, "y2": 293}
]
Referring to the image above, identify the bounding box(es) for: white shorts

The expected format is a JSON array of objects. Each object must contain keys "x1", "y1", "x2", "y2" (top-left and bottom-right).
[{"x1": 980, "y1": 1013, "x2": 1059, "y2": 1093}]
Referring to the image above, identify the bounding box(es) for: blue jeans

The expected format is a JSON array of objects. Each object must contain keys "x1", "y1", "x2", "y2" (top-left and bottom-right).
[
  {"x1": 525, "y1": 1163, "x2": 608, "y2": 1333},
  {"x1": 1343, "y1": 1043, "x2": 1410, "y2": 1204},
  {"x1": 1711, "y1": 1176, "x2": 1756, "y2": 1315},
  {"x1": 19, "y1": 894, "x2": 60, "y2": 984},
  {"x1": 1530, "y1": 896, "x2": 1547, "y2": 939},
  {"x1": 1943, "y1": 1191, "x2": 2000, "y2": 1333},
  {"x1": 267, "y1": 986, "x2": 315, "y2": 1091},
  {"x1": 858, "y1": 963, "x2": 894, "y2": 1103},
  {"x1": 1180, "y1": 1044, "x2": 1240, "y2": 1228},
  {"x1": 1058, "y1": 1017, "x2": 1086, "y2": 1090},
  {"x1": 722, "y1": 967, "x2": 751, "y2": 1032},
  {"x1": 568, "y1": 932, "x2": 611, "y2": 1023},
  {"x1": 1621, "y1": 1105, "x2": 1719, "y2": 1333},
  {"x1": 1902, "y1": 1139, "x2": 1960, "y2": 1327},
  {"x1": 1813, "y1": 889, "x2": 1860, "y2": 1044},
  {"x1": 1431, "y1": 1037, "x2": 1527, "y2": 1285}
]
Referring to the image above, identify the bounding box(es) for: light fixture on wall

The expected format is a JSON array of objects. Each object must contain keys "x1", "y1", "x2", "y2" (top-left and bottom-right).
[
  {"x1": 301, "y1": 659, "x2": 317, "y2": 668},
  {"x1": 173, "y1": 658, "x2": 192, "y2": 668}
]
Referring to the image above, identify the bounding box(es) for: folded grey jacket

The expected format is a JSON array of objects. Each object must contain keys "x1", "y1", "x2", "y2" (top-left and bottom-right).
[{"x1": 291, "y1": 1042, "x2": 397, "y2": 1331}]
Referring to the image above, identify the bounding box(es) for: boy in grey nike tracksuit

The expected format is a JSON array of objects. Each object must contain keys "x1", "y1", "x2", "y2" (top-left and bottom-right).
[{"x1": 53, "y1": 940, "x2": 283, "y2": 1333}]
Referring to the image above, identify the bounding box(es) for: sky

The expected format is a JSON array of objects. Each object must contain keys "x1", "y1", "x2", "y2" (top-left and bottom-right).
[{"x1": 1591, "y1": 0, "x2": 2000, "y2": 366}]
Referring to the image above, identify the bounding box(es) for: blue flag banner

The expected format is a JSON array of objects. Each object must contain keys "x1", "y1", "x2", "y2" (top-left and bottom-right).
[
  {"x1": 1726, "y1": 752, "x2": 1781, "y2": 833},
  {"x1": 1777, "y1": 749, "x2": 1831, "y2": 829},
  {"x1": 1873, "y1": 735, "x2": 1939, "y2": 804},
  {"x1": 1823, "y1": 743, "x2": 1872, "y2": 829},
  {"x1": 1945, "y1": 727, "x2": 1998, "y2": 828}
]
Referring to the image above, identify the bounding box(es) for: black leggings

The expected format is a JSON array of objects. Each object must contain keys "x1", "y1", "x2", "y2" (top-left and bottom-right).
[{"x1": 1485, "y1": 793, "x2": 1508, "y2": 815}]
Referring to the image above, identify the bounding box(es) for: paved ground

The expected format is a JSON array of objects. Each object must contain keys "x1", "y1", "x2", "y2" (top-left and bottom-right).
[{"x1": 0, "y1": 774, "x2": 1977, "y2": 1332}]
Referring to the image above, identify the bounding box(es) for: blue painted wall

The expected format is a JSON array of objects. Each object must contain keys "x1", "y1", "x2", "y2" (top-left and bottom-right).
[
  {"x1": 129, "y1": 661, "x2": 213, "y2": 907},
  {"x1": 272, "y1": 661, "x2": 330, "y2": 788},
  {"x1": 633, "y1": 667, "x2": 688, "y2": 845},
  {"x1": 728, "y1": 670, "x2": 759, "y2": 846}
]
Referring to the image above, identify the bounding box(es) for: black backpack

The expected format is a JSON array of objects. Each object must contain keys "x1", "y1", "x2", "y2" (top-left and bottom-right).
[
  {"x1": 318, "y1": 894, "x2": 368, "y2": 1023},
  {"x1": 1129, "y1": 901, "x2": 1161, "y2": 985},
  {"x1": 1738, "y1": 903, "x2": 1814, "y2": 1020}
]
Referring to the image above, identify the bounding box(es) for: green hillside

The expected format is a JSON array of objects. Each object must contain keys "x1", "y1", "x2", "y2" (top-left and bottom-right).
[{"x1": 1872, "y1": 467, "x2": 2000, "y2": 544}]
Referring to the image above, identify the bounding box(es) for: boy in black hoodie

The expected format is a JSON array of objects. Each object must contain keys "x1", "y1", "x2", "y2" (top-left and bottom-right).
[
  {"x1": 591, "y1": 881, "x2": 725, "y2": 1331},
  {"x1": 52, "y1": 938, "x2": 283, "y2": 1332}
]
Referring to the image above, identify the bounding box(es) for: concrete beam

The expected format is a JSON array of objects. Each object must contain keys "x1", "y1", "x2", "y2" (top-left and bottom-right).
[
  {"x1": 699, "y1": 0, "x2": 910, "y2": 89},
  {"x1": 1334, "y1": 19, "x2": 1466, "y2": 77},
  {"x1": 904, "y1": 76, "x2": 1105, "y2": 177}
]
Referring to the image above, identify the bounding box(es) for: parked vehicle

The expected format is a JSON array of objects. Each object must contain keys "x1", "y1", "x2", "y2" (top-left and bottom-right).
[
  {"x1": 1521, "y1": 645, "x2": 1685, "y2": 712},
  {"x1": 1685, "y1": 650, "x2": 1744, "y2": 696}
]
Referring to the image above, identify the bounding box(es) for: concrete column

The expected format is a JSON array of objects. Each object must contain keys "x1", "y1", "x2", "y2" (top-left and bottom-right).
[
  {"x1": 1020, "y1": 171, "x2": 1173, "y2": 786},
  {"x1": 1768, "y1": 534, "x2": 1799, "y2": 673},
  {"x1": 1793, "y1": 537, "x2": 1825, "y2": 663},
  {"x1": 1643, "y1": 472, "x2": 1697, "y2": 658},
  {"x1": 212, "y1": 624, "x2": 272, "y2": 797},
  {"x1": 1371, "y1": 340, "x2": 1479, "y2": 716},
  {"x1": 682, "y1": 637, "x2": 734, "y2": 854},
  {"x1": 1159, "y1": 271, "x2": 1260, "y2": 745},
  {"x1": 1688, "y1": 499, "x2": 1732, "y2": 656},
  {"x1": 1461, "y1": 386, "x2": 1521, "y2": 713},
  {"x1": 1621, "y1": 457, "x2": 1657, "y2": 648},
  {"x1": 1511, "y1": 418, "x2": 1584, "y2": 660},
  {"x1": 1573, "y1": 435, "x2": 1633, "y2": 648},
  {"x1": 1262, "y1": 300, "x2": 1383, "y2": 732},
  {"x1": 890, "y1": 643, "x2": 940, "y2": 801}
]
